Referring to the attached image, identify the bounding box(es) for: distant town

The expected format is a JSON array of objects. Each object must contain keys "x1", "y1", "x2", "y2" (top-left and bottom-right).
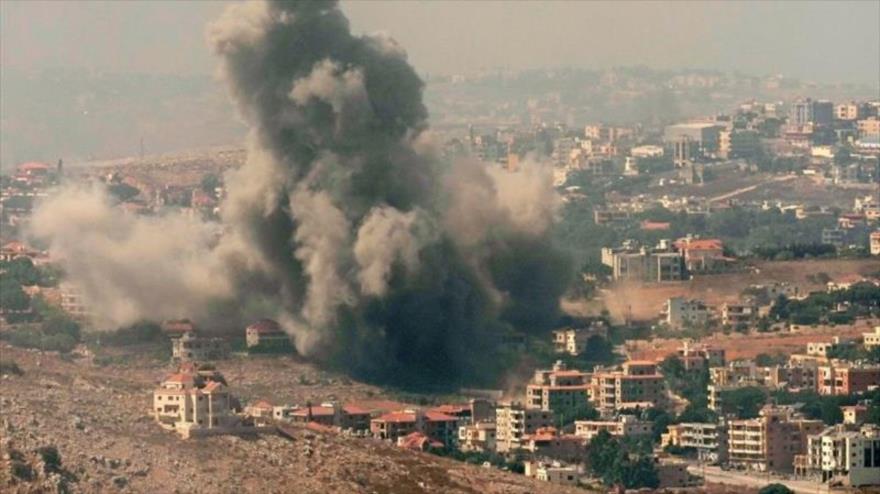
[{"x1": 2, "y1": 80, "x2": 878, "y2": 493}]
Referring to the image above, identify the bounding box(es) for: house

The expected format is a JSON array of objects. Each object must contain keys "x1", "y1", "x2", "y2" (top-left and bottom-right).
[
  {"x1": 152, "y1": 366, "x2": 241, "y2": 439},
  {"x1": 656, "y1": 458, "x2": 700, "y2": 488},
  {"x1": 524, "y1": 460, "x2": 580, "y2": 486},
  {"x1": 817, "y1": 363, "x2": 880, "y2": 396},
  {"x1": 290, "y1": 402, "x2": 371, "y2": 431},
  {"x1": 520, "y1": 427, "x2": 587, "y2": 462},
  {"x1": 370, "y1": 410, "x2": 460, "y2": 448},
  {"x1": 863, "y1": 326, "x2": 880, "y2": 350},
  {"x1": 574, "y1": 415, "x2": 652, "y2": 441},
  {"x1": 162, "y1": 319, "x2": 198, "y2": 339},
  {"x1": 458, "y1": 422, "x2": 497, "y2": 453},
  {"x1": 841, "y1": 405, "x2": 868, "y2": 426},
  {"x1": 244, "y1": 400, "x2": 275, "y2": 425},
  {"x1": 398, "y1": 431, "x2": 443, "y2": 452},
  {"x1": 721, "y1": 302, "x2": 758, "y2": 327},
  {"x1": 601, "y1": 241, "x2": 684, "y2": 282},
  {"x1": 674, "y1": 237, "x2": 725, "y2": 272},
  {"x1": 245, "y1": 319, "x2": 290, "y2": 349}
]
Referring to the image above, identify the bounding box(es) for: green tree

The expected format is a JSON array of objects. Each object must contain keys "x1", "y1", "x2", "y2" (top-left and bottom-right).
[
  {"x1": 758, "y1": 483, "x2": 794, "y2": 494},
  {"x1": 0, "y1": 278, "x2": 30, "y2": 311}
]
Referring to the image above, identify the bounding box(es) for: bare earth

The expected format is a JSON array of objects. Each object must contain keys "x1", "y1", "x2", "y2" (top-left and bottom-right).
[{"x1": 0, "y1": 344, "x2": 588, "y2": 494}]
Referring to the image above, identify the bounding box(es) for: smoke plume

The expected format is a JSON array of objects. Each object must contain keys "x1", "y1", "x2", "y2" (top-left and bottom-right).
[{"x1": 30, "y1": 0, "x2": 571, "y2": 388}]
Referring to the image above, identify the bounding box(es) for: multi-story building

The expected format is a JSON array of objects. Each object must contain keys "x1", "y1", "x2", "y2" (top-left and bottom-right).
[
  {"x1": 370, "y1": 409, "x2": 460, "y2": 447},
  {"x1": 858, "y1": 117, "x2": 880, "y2": 138},
  {"x1": 152, "y1": 366, "x2": 240, "y2": 439},
  {"x1": 802, "y1": 425, "x2": 880, "y2": 487},
  {"x1": 863, "y1": 326, "x2": 880, "y2": 350},
  {"x1": 721, "y1": 302, "x2": 758, "y2": 327},
  {"x1": 601, "y1": 241, "x2": 684, "y2": 282},
  {"x1": 664, "y1": 122, "x2": 722, "y2": 160},
  {"x1": 574, "y1": 415, "x2": 652, "y2": 441},
  {"x1": 664, "y1": 297, "x2": 710, "y2": 330},
  {"x1": 525, "y1": 361, "x2": 592, "y2": 418},
  {"x1": 171, "y1": 331, "x2": 229, "y2": 363},
  {"x1": 842, "y1": 405, "x2": 869, "y2": 426},
  {"x1": 677, "y1": 343, "x2": 726, "y2": 368},
  {"x1": 520, "y1": 427, "x2": 588, "y2": 462},
  {"x1": 458, "y1": 422, "x2": 497, "y2": 453},
  {"x1": 817, "y1": 363, "x2": 880, "y2": 396},
  {"x1": 289, "y1": 402, "x2": 372, "y2": 431},
  {"x1": 871, "y1": 231, "x2": 880, "y2": 256},
  {"x1": 836, "y1": 102, "x2": 860, "y2": 121},
  {"x1": 245, "y1": 318, "x2": 290, "y2": 349},
  {"x1": 662, "y1": 421, "x2": 728, "y2": 464},
  {"x1": 674, "y1": 237, "x2": 725, "y2": 273},
  {"x1": 590, "y1": 361, "x2": 666, "y2": 412},
  {"x1": 727, "y1": 405, "x2": 824, "y2": 472},
  {"x1": 495, "y1": 403, "x2": 555, "y2": 453},
  {"x1": 552, "y1": 323, "x2": 606, "y2": 356}
]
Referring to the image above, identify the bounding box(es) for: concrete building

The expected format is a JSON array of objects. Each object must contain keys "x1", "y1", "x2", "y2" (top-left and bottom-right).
[
  {"x1": 664, "y1": 297, "x2": 710, "y2": 330},
  {"x1": 574, "y1": 415, "x2": 652, "y2": 442},
  {"x1": 495, "y1": 403, "x2": 555, "y2": 453},
  {"x1": 370, "y1": 409, "x2": 460, "y2": 448},
  {"x1": 552, "y1": 325, "x2": 607, "y2": 356},
  {"x1": 520, "y1": 427, "x2": 587, "y2": 462},
  {"x1": 871, "y1": 231, "x2": 880, "y2": 256},
  {"x1": 656, "y1": 459, "x2": 700, "y2": 488},
  {"x1": 727, "y1": 405, "x2": 824, "y2": 472},
  {"x1": 817, "y1": 363, "x2": 880, "y2": 396},
  {"x1": 590, "y1": 361, "x2": 666, "y2": 412},
  {"x1": 664, "y1": 123, "x2": 722, "y2": 160},
  {"x1": 289, "y1": 402, "x2": 371, "y2": 431},
  {"x1": 803, "y1": 425, "x2": 880, "y2": 487},
  {"x1": 524, "y1": 461, "x2": 580, "y2": 486},
  {"x1": 662, "y1": 421, "x2": 728, "y2": 464},
  {"x1": 244, "y1": 319, "x2": 290, "y2": 349},
  {"x1": 525, "y1": 361, "x2": 591, "y2": 418},
  {"x1": 842, "y1": 405, "x2": 869, "y2": 426},
  {"x1": 152, "y1": 366, "x2": 240, "y2": 439},
  {"x1": 171, "y1": 331, "x2": 228, "y2": 363},
  {"x1": 458, "y1": 422, "x2": 497, "y2": 453},
  {"x1": 864, "y1": 326, "x2": 880, "y2": 350},
  {"x1": 601, "y1": 242, "x2": 684, "y2": 282},
  {"x1": 674, "y1": 237, "x2": 726, "y2": 272},
  {"x1": 721, "y1": 302, "x2": 758, "y2": 327}
]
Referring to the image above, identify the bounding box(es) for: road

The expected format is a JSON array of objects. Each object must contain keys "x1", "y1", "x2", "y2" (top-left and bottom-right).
[
  {"x1": 688, "y1": 464, "x2": 832, "y2": 494},
  {"x1": 708, "y1": 174, "x2": 798, "y2": 203}
]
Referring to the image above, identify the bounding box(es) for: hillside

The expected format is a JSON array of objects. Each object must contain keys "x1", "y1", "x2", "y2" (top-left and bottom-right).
[{"x1": 0, "y1": 344, "x2": 587, "y2": 494}]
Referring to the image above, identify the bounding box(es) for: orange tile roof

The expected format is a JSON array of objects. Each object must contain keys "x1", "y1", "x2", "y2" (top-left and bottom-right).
[
  {"x1": 429, "y1": 404, "x2": 469, "y2": 415},
  {"x1": 374, "y1": 412, "x2": 417, "y2": 423},
  {"x1": 676, "y1": 238, "x2": 723, "y2": 251},
  {"x1": 424, "y1": 411, "x2": 458, "y2": 422}
]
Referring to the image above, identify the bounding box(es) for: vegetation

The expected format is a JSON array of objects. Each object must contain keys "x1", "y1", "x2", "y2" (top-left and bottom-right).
[
  {"x1": 758, "y1": 483, "x2": 794, "y2": 494},
  {"x1": 770, "y1": 282, "x2": 880, "y2": 326},
  {"x1": 587, "y1": 430, "x2": 659, "y2": 489}
]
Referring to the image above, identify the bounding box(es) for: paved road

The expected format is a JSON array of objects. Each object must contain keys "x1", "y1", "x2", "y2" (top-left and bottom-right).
[{"x1": 688, "y1": 464, "x2": 831, "y2": 494}]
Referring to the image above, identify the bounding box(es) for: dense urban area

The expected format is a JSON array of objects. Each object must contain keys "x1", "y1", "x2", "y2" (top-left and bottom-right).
[{"x1": 2, "y1": 0, "x2": 880, "y2": 492}]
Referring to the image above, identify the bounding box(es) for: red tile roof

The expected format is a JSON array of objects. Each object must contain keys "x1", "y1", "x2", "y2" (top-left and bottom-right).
[
  {"x1": 399, "y1": 432, "x2": 443, "y2": 451},
  {"x1": 676, "y1": 238, "x2": 723, "y2": 251},
  {"x1": 424, "y1": 411, "x2": 458, "y2": 422},
  {"x1": 375, "y1": 411, "x2": 417, "y2": 424},
  {"x1": 428, "y1": 404, "x2": 469, "y2": 415}
]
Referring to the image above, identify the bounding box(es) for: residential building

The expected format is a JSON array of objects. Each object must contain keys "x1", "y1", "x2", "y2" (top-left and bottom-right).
[
  {"x1": 842, "y1": 405, "x2": 868, "y2": 426},
  {"x1": 244, "y1": 319, "x2": 290, "y2": 348},
  {"x1": 674, "y1": 237, "x2": 725, "y2": 272},
  {"x1": 727, "y1": 405, "x2": 824, "y2": 472},
  {"x1": 370, "y1": 409, "x2": 460, "y2": 448},
  {"x1": 552, "y1": 323, "x2": 607, "y2": 356},
  {"x1": 662, "y1": 421, "x2": 728, "y2": 464},
  {"x1": 858, "y1": 117, "x2": 880, "y2": 138},
  {"x1": 657, "y1": 459, "x2": 700, "y2": 488},
  {"x1": 525, "y1": 361, "x2": 591, "y2": 418},
  {"x1": 817, "y1": 363, "x2": 880, "y2": 396},
  {"x1": 664, "y1": 297, "x2": 710, "y2": 330},
  {"x1": 524, "y1": 461, "x2": 580, "y2": 486},
  {"x1": 721, "y1": 302, "x2": 758, "y2": 327},
  {"x1": 871, "y1": 231, "x2": 880, "y2": 256},
  {"x1": 495, "y1": 403, "x2": 555, "y2": 453},
  {"x1": 171, "y1": 331, "x2": 228, "y2": 363},
  {"x1": 664, "y1": 123, "x2": 722, "y2": 159},
  {"x1": 803, "y1": 425, "x2": 880, "y2": 487},
  {"x1": 152, "y1": 366, "x2": 240, "y2": 439},
  {"x1": 601, "y1": 242, "x2": 684, "y2": 282},
  {"x1": 398, "y1": 431, "x2": 443, "y2": 451},
  {"x1": 864, "y1": 326, "x2": 880, "y2": 350},
  {"x1": 836, "y1": 102, "x2": 860, "y2": 121},
  {"x1": 520, "y1": 427, "x2": 587, "y2": 462},
  {"x1": 574, "y1": 415, "x2": 652, "y2": 441},
  {"x1": 289, "y1": 402, "x2": 371, "y2": 431},
  {"x1": 590, "y1": 361, "x2": 666, "y2": 412},
  {"x1": 458, "y1": 422, "x2": 497, "y2": 453},
  {"x1": 677, "y1": 343, "x2": 726, "y2": 368}
]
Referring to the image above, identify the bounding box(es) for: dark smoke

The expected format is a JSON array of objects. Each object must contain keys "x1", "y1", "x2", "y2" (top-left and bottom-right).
[{"x1": 33, "y1": 0, "x2": 571, "y2": 389}]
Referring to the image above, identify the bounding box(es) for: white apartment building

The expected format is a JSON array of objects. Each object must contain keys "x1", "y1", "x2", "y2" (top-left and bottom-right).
[
  {"x1": 495, "y1": 404, "x2": 554, "y2": 453},
  {"x1": 574, "y1": 415, "x2": 652, "y2": 442},
  {"x1": 665, "y1": 297, "x2": 710, "y2": 329},
  {"x1": 805, "y1": 425, "x2": 880, "y2": 487}
]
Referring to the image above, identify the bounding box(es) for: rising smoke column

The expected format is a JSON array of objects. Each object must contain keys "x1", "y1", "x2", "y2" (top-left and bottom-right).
[
  {"x1": 207, "y1": 0, "x2": 571, "y2": 387},
  {"x1": 31, "y1": 0, "x2": 570, "y2": 388}
]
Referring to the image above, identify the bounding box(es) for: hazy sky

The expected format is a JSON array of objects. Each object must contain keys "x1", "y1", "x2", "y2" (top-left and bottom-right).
[{"x1": 1, "y1": 0, "x2": 879, "y2": 85}]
